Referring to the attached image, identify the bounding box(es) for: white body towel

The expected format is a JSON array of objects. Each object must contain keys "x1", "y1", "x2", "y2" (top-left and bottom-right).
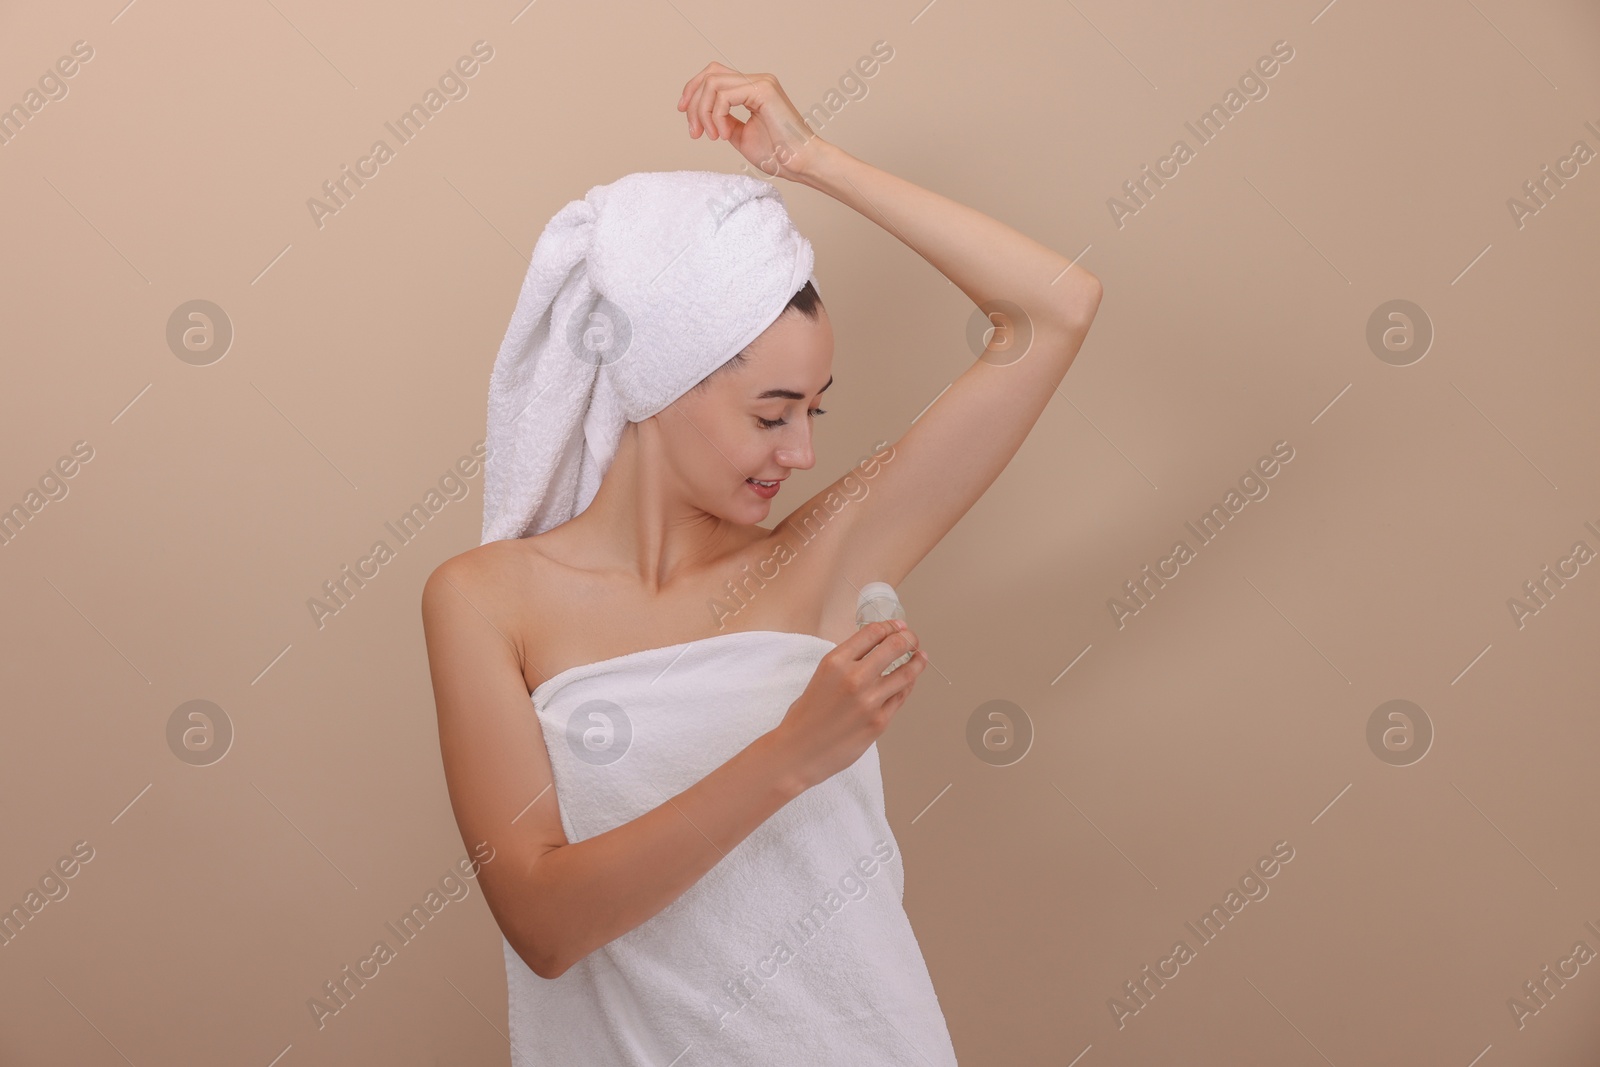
[{"x1": 504, "y1": 629, "x2": 958, "y2": 1066}]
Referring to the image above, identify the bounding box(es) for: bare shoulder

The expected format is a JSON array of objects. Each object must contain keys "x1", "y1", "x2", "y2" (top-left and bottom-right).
[
  {"x1": 426, "y1": 537, "x2": 538, "y2": 595},
  {"x1": 422, "y1": 538, "x2": 550, "y2": 681}
]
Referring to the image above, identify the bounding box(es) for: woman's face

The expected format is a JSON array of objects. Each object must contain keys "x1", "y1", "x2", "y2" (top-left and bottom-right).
[{"x1": 659, "y1": 304, "x2": 835, "y2": 522}]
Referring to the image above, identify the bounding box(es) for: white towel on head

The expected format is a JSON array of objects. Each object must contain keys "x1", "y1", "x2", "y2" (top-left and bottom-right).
[{"x1": 481, "y1": 170, "x2": 817, "y2": 545}]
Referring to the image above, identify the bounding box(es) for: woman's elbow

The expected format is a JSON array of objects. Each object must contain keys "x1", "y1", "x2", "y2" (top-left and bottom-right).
[
  {"x1": 1043, "y1": 271, "x2": 1102, "y2": 334},
  {"x1": 512, "y1": 934, "x2": 566, "y2": 981},
  {"x1": 1070, "y1": 272, "x2": 1103, "y2": 326}
]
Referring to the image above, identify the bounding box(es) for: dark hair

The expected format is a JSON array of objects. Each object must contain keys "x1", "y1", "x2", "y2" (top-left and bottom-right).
[
  {"x1": 782, "y1": 278, "x2": 823, "y2": 322},
  {"x1": 690, "y1": 280, "x2": 823, "y2": 392}
]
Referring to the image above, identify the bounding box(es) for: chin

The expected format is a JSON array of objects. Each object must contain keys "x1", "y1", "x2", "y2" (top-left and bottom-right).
[
  {"x1": 701, "y1": 494, "x2": 762, "y2": 524},
  {"x1": 736, "y1": 492, "x2": 772, "y2": 519}
]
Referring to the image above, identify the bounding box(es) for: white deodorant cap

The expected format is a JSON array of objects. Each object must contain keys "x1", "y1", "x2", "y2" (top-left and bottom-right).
[{"x1": 855, "y1": 581, "x2": 905, "y2": 625}]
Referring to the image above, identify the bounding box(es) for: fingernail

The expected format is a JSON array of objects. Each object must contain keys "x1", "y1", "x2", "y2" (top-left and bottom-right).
[{"x1": 894, "y1": 620, "x2": 906, "y2": 630}]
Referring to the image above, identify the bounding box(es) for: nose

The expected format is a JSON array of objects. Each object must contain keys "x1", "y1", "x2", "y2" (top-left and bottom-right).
[{"x1": 774, "y1": 423, "x2": 816, "y2": 472}]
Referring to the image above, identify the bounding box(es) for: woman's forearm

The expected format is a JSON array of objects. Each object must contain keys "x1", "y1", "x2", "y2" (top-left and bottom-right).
[
  {"x1": 792, "y1": 140, "x2": 1100, "y2": 326},
  {"x1": 512, "y1": 729, "x2": 804, "y2": 980}
]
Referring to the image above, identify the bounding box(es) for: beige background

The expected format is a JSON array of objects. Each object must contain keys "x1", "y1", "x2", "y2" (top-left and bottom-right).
[{"x1": 4, "y1": 0, "x2": 1599, "y2": 1063}]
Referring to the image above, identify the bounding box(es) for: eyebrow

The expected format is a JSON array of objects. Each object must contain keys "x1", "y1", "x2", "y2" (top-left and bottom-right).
[{"x1": 755, "y1": 375, "x2": 833, "y2": 401}]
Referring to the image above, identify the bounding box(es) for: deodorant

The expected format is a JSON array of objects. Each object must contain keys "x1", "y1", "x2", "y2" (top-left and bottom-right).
[{"x1": 855, "y1": 581, "x2": 914, "y2": 675}]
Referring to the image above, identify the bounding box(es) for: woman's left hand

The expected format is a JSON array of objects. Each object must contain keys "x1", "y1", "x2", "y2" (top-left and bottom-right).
[{"x1": 677, "y1": 63, "x2": 825, "y2": 181}]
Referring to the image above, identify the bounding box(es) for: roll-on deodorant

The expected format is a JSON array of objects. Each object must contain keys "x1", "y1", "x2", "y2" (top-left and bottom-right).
[{"x1": 855, "y1": 581, "x2": 914, "y2": 675}]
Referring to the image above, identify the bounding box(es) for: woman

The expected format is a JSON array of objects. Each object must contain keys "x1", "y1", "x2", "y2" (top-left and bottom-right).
[{"x1": 422, "y1": 62, "x2": 1101, "y2": 1065}]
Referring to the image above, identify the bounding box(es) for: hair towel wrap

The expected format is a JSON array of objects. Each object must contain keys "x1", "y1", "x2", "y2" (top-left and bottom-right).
[{"x1": 480, "y1": 169, "x2": 817, "y2": 544}]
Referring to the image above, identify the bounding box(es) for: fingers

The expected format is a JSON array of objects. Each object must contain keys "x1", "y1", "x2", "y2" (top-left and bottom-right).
[
  {"x1": 686, "y1": 75, "x2": 714, "y2": 137},
  {"x1": 677, "y1": 61, "x2": 728, "y2": 112},
  {"x1": 680, "y1": 64, "x2": 733, "y2": 136},
  {"x1": 692, "y1": 73, "x2": 741, "y2": 140},
  {"x1": 889, "y1": 652, "x2": 927, "y2": 692},
  {"x1": 843, "y1": 618, "x2": 904, "y2": 660},
  {"x1": 867, "y1": 626, "x2": 920, "y2": 679},
  {"x1": 680, "y1": 70, "x2": 712, "y2": 133},
  {"x1": 835, "y1": 620, "x2": 924, "y2": 701},
  {"x1": 684, "y1": 69, "x2": 764, "y2": 140},
  {"x1": 710, "y1": 90, "x2": 742, "y2": 141},
  {"x1": 878, "y1": 644, "x2": 927, "y2": 710}
]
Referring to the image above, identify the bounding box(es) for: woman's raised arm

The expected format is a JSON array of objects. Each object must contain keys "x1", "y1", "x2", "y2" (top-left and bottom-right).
[{"x1": 680, "y1": 62, "x2": 1103, "y2": 589}]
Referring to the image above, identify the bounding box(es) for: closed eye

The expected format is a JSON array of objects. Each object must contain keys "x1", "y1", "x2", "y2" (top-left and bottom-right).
[{"x1": 758, "y1": 408, "x2": 826, "y2": 429}]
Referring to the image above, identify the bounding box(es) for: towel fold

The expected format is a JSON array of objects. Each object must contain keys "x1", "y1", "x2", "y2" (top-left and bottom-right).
[
  {"x1": 505, "y1": 629, "x2": 959, "y2": 1066},
  {"x1": 481, "y1": 170, "x2": 817, "y2": 544}
]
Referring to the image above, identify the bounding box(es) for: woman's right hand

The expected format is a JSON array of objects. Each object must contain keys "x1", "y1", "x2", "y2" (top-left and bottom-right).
[
  {"x1": 676, "y1": 62, "x2": 826, "y2": 182},
  {"x1": 768, "y1": 620, "x2": 928, "y2": 792}
]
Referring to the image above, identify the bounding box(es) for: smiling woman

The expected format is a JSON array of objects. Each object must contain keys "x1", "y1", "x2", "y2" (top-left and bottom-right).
[{"x1": 422, "y1": 59, "x2": 1099, "y2": 1067}]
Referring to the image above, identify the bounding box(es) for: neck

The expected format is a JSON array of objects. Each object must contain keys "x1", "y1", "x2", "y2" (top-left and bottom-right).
[{"x1": 566, "y1": 419, "x2": 749, "y2": 595}]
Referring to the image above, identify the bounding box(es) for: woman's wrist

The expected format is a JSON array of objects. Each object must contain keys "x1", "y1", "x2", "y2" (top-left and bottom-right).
[
  {"x1": 750, "y1": 726, "x2": 812, "y2": 802},
  {"x1": 787, "y1": 137, "x2": 850, "y2": 193}
]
